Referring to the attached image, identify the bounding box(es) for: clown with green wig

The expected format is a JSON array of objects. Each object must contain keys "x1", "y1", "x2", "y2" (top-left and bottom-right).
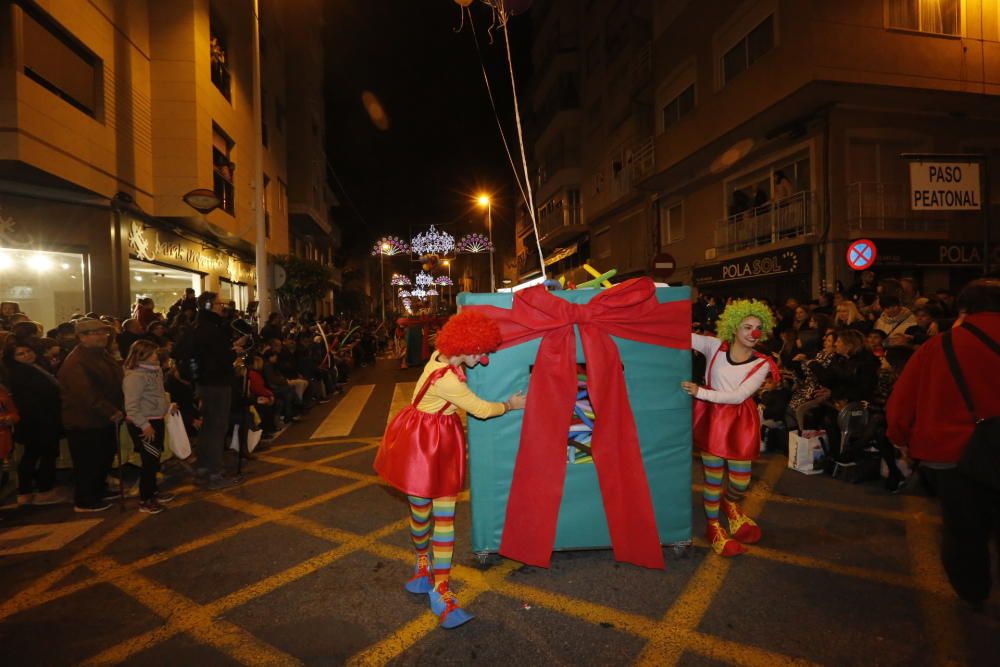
[{"x1": 681, "y1": 299, "x2": 779, "y2": 557}]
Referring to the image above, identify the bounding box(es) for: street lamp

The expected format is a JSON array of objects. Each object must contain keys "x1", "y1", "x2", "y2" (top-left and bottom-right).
[
  {"x1": 379, "y1": 242, "x2": 389, "y2": 323},
  {"x1": 443, "y1": 259, "x2": 452, "y2": 308},
  {"x1": 477, "y1": 194, "x2": 494, "y2": 292}
]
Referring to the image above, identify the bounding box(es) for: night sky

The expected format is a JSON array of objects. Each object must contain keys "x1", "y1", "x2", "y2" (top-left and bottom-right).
[{"x1": 323, "y1": 1, "x2": 532, "y2": 256}]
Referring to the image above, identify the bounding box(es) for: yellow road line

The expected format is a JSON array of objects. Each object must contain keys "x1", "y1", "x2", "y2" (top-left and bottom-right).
[
  {"x1": 636, "y1": 456, "x2": 787, "y2": 666},
  {"x1": 310, "y1": 384, "x2": 375, "y2": 439},
  {"x1": 387, "y1": 382, "x2": 416, "y2": 426},
  {"x1": 903, "y1": 495, "x2": 966, "y2": 665},
  {"x1": 80, "y1": 556, "x2": 302, "y2": 667},
  {"x1": 267, "y1": 436, "x2": 382, "y2": 451}
]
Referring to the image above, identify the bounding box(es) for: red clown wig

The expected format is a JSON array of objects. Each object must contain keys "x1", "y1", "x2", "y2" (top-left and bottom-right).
[{"x1": 435, "y1": 310, "x2": 502, "y2": 358}]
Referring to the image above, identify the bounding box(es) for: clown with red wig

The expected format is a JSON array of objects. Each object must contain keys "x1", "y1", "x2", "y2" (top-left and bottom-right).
[
  {"x1": 374, "y1": 310, "x2": 526, "y2": 628},
  {"x1": 681, "y1": 299, "x2": 778, "y2": 558}
]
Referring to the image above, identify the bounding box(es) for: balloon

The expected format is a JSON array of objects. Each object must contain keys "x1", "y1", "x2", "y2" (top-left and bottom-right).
[
  {"x1": 501, "y1": 0, "x2": 533, "y2": 15},
  {"x1": 422, "y1": 263, "x2": 430, "y2": 271},
  {"x1": 454, "y1": 0, "x2": 474, "y2": 6}
]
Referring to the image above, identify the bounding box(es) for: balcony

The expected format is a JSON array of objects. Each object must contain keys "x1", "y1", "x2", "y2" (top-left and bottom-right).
[
  {"x1": 846, "y1": 182, "x2": 949, "y2": 234},
  {"x1": 714, "y1": 191, "x2": 818, "y2": 254}
]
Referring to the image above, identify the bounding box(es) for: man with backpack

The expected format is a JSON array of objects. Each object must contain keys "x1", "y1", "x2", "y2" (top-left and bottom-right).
[{"x1": 887, "y1": 278, "x2": 1000, "y2": 611}]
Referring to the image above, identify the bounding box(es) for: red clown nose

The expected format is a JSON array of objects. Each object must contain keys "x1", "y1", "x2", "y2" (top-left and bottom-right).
[
  {"x1": 751, "y1": 330, "x2": 763, "y2": 340},
  {"x1": 479, "y1": 355, "x2": 490, "y2": 366}
]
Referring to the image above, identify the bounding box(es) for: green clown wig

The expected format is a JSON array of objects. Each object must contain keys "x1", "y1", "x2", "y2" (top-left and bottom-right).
[{"x1": 715, "y1": 299, "x2": 775, "y2": 343}]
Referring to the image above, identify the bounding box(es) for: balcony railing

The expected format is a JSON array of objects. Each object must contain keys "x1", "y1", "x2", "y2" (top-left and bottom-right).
[
  {"x1": 538, "y1": 204, "x2": 583, "y2": 241},
  {"x1": 846, "y1": 182, "x2": 949, "y2": 233},
  {"x1": 714, "y1": 191, "x2": 817, "y2": 254}
]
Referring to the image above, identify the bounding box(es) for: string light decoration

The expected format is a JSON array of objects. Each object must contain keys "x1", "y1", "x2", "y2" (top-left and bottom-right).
[
  {"x1": 415, "y1": 270, "x2": 434, "y2": 287},
  {"x1": 371, "y1": 236, "x2": 409, "y2": 256},
  {"x1": 426, "y1": 288, "x2": 439, "y2": 297},
  {"x1": 410, "y1": 225, "x2": 455, "y2": 256},
  {"x1": 434, "y1": 275, "x2": 453, "y2": 286},
  {"x1": 390, "y1": 273, "x2": 412, "y2": 286},
  {"x1": 411, "y1": 287, "x2": 427, "y2": 298},
  {"x1": 456, "y1": 232, "x2": 494, "y2": 254},
  {"x1": 398, "y1": 289, "x2": 412, "y2": 298}
]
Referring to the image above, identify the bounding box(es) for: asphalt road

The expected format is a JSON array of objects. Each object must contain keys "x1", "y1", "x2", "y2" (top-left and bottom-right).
[{"x1": 0, "y1": 357, "x2": 997, "y2": 666}]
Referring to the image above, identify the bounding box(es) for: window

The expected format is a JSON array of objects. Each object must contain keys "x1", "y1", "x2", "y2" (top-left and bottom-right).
[
  {"x1": 210, "y1": 14, "x2": 231, "y2": 101},
  {"x1": 17, "y1": 2, "x2": 100, "y2": 117},
  {"x1": 722, "y1": 15, "x2": 774, "y2": 84},
  {"x1": 212, "y1": 124, "x2": 235, "y2": 216},
  {"x1": 263, "y1": 174, "x2": 271, "y2": 239},
  {"x1": 662, "y1": 84, "x2": 695, "y2": 130},
  {"x1": 592, "y1": 226, "x2": 612, "y2": 260},
  {"x1": 658, "y1": 200, "x2": 684, "y2": 246},
  {"x1": 887, "y1": 0, "x2": 960, "y2": 35}
]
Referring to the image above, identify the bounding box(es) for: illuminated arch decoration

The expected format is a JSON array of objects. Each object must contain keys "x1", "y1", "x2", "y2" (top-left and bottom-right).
[
  {"x1": 434, "y1": 275, "x2": 454, "y2": 286},
  {"x1": 415, "y1": 271, "x2": 434, "y2": 288},
  {"x1": 371, "y1": 236, "x2": 409, "y2": 256},
  {"x1": 426, "y1": 287, "x2": 439, "y2": 297},
  {"x1": 410, "y1": 225, "x2": 455, "y2": 256},
  {"x1": 456, "y1": 232, "x2": 494, "y2": 254},
  {"x1": 411, "y1": 287, "x2": 427, "y2": 299},
  {"x1": 390, "y1": 273, "x2": 412, "y2": 286},
  {"x1": 398, "y1": 289, "x2": 412, "y2": 298}
]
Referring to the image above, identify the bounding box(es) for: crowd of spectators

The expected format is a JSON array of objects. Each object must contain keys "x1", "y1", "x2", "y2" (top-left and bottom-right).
[
  {"x1": 692, "y1": 271, "x2": 968, "y2": 492},
  {"x1": 0, "y1": 289, "x2": 387, "y2": 514}
]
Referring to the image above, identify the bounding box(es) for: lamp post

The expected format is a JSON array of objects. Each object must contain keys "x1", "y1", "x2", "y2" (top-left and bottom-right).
[
  {"x1": 379, "y1": 242, "x2": 389, "y2": 323},
  {"x1": 477, "y1": 194, "x2": 494, "y2": 292},
  {"x1": 443, "y1": 259, "x2": 452, "y2": 308}
]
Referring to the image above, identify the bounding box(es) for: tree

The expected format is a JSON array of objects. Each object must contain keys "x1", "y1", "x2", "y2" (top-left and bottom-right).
[{"x1": 274, "y1": 255, "x2": 334, "y2": 315}]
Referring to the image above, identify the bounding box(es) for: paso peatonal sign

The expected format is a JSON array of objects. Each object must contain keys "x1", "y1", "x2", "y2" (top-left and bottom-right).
[
  {"x1": 693, "y1": 245, "x2": 811, "y2": 286},
  {"x1": 909, "y1": 162, "x2": 981, "y2": 211}
]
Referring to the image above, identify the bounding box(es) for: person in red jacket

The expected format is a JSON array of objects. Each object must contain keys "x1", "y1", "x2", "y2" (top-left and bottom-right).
[{"x1": 887, "y1": 278, "x2": 1000, "y2": 610}]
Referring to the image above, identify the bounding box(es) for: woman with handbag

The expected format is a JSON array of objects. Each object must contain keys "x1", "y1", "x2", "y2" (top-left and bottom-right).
[
  {"x1": 123, "y1": 340, "x2": 177, "y2": 514},
  {"x1": 374, "y1": 310, "x2": 526, "y2": 628},
  {"x1": 683, "y1": 300, "x2": 779, "y2": 557}
]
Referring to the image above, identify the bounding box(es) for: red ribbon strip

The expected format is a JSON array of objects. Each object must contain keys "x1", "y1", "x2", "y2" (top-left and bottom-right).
[{"x1": 468, "y1": 278, "x2": 690, "y2": 569}]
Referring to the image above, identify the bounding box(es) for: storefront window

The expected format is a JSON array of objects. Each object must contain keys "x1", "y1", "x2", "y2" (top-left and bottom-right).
[
  {"x1": 129, "y1": 259, "x2": 201, "y2": 316},
  {"x1": 0, "y1": 248, "x2": 87, "y2": 328}
]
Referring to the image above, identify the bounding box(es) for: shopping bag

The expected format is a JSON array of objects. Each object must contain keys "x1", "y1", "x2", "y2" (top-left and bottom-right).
[
  {"x1": 164, "y1": 412, "x2": 192, "y2": 459},
  {"x1": 247, "y1": 428, "x2": 263, "y2": 453},
  {"x1": 788, "y1": 430, "x2": 826, "y2": 475},
  {"x1": 229, "y1": 425, "x2": 240, "y2": 451}
]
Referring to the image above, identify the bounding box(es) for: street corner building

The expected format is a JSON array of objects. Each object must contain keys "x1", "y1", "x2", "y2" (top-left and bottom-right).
[
  {"x1": 0, "y1": 0, "x2": 342, "y2": 320},
  {"x1": 458, "y1": 279, "x2": 692, "y2": 569}
]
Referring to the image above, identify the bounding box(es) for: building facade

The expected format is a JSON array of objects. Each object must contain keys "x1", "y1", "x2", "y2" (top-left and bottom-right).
[
  {"x1": 520, "y1": 0, "x2": 1000, "y2": 300},
  {"x1": 0, "y1": 0, "x2": 339, "y2": 325}
]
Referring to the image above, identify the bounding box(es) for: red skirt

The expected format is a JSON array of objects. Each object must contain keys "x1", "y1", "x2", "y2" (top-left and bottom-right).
[
  {"x1": 692, "y1": 397, "x2": 760, "y2": 461},
  {"x1": 374, "y1": 405, "x2": 466, "y2": 498}
]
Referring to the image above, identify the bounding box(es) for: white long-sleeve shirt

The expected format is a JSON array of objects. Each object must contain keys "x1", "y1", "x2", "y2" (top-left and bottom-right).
[{"x1": 691, "y1": 333, "x2": 771, "y2": 405}]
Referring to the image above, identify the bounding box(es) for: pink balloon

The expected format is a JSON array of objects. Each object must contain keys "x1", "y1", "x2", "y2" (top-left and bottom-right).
[
  {"x1": 454, "y1": 0, "x2": 474, "y2": 7},
  {"x1": 501, "y1": 0, "x2": 533, "y2": 15}
]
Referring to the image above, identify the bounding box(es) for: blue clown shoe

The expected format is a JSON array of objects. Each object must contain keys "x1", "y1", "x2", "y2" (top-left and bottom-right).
[
  {"x1": 404, "y1": 554, "x2": 434, "y2": 594},
  {"x1": 429, "y1": 582, "x2": 475, "y2": 629}
]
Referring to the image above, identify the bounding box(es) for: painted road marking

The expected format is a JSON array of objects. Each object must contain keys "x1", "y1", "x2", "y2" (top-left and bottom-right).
[
  {"x1": 0, "y1": 520, "x2": 102, "y2": 556},
  {"x1": 387, "y1": 382, "x2": 416, "y2": 426},
  {"x1": 310, "y1": 385, "x2": 374, "y2": 438}
]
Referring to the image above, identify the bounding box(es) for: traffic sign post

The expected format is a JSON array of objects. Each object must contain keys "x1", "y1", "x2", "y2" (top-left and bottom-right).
[
  {"x1": 846, "y1": 239, "x2": 877, "y2": 271},
  {"x1": 652, "y1": 252, "x2": 676, "y2": 281}
]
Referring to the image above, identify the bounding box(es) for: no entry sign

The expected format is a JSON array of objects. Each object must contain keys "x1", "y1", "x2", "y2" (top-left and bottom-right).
[
  {"x1": 652, "y1": 252, "x2": 676, "y2": 280},
  {"x1": 847, "y1": 239, "x2": 877, "y2": 271}
]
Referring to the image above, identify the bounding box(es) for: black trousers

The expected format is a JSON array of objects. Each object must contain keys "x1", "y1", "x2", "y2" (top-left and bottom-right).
[
  {"x1": 17, "y1": 433, "x2": 59, "y2": 494},
  {"x1": 127, "y1": 420, "x2": 164, "y2": 501},
  {"x1": 920, "y1": 466, "x2": 1000, "y2": 603},
  {"x1": 67, "y1": 426, "x2": 118, "y2": 507}
]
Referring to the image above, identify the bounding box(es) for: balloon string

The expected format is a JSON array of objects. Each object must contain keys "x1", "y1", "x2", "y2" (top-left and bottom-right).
[
  {"x1": 502, "y1": 17, "x2": 546, "y2": 280},
  {"x1": 467, "y1": 9, "x2": 529, "y2": 212},
  {"x1": 453, "y1": 4, "x2": 466, "y2": 33}
]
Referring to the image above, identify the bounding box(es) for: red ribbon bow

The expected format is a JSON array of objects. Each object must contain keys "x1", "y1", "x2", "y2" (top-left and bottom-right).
[{"x1": 468, "y1": 278, "x2": 690, "y2": 569}]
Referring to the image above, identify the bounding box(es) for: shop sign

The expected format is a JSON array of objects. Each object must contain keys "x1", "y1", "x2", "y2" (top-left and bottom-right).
[
  {"x1": 693, "y1": 246, "x2": 811, "y2": 286},
  {"x1": 873, "y1": 240, "x2": 1000, "y2": 267},
  {"x1": 128, "y1": 221, "x2": 255, "y2": 282},
  {"x1": 909, "y1": 162, "x2": 981, "y2": 211},
  {"x1": 0, "y1": 206, "x2": 33, "y2": 247}
]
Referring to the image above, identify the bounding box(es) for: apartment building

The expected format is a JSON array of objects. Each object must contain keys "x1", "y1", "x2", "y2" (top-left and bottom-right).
[
  {"x1": 520, "y1": 0, "x2": 1000, "y2": 300},
  {"x1": 0, "y1": 0, "x2": 339, "y2": 323}
]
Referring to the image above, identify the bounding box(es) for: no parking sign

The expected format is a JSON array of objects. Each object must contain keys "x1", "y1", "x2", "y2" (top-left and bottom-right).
[{"x1": 847, "y1": 239, "x2": 877, "y2": 271}]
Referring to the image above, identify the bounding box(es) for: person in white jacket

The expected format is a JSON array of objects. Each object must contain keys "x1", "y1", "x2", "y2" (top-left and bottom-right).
[
  {"x1": 682, "y1": 300, "x2": 778, "y2": 557},
  {"x1": 123, "y1": 340, "x2": 177, "y2": 514}
]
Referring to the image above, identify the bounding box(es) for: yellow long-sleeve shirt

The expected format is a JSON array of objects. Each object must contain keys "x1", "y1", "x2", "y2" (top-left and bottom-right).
[{"x1": 414, "y1": 355, "x2": 506, "y2": 419}]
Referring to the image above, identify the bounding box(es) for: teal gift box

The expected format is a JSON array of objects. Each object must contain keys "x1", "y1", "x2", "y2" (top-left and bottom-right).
[{"x1": 457, "y1": 287, "x2": 692, "y2": 557}]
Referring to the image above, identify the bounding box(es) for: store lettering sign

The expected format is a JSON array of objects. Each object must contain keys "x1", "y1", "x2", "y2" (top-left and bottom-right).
[
  {"x1": 873, "y1": 241, "x2": 999, "y2": 266},
  {"x1": 128, "y1": 220, "x2": 252, "y2": 279},
  {"x1": 909, "y1": 162, "x2": 981, "y2": 211},
  {"x1": 694, "y1": 246, "x2": 809, "y2": 286}
]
